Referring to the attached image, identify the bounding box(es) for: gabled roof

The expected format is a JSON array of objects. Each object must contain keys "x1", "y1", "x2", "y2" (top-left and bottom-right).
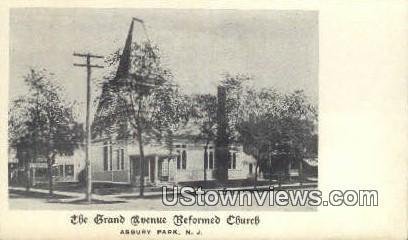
[{"x1": 172, "y1": 121, "x2": 202, "y2": 141}]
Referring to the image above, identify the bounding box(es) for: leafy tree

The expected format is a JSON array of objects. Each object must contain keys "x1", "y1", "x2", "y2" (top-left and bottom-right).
[
  {"x1": 236, "y1": 87, "x2": 282, "y2": 187},
  {"x1": 8, "y1": 69, "x2": 84, "y2": 196},
  {"x1": 278, "y1": 90, "x2": 317, "y2": 183},
  {"x1": 190, "y1": 94, "x2": 217, "y2": 181},
  {"x1": 93, "y1": 41, "x2": 189, "y2": 196},
  {"x1": 219, "y1": 73, "x2": 251, "y2": 143},
  {"x1": 221, "y1": 73, "x2": 317, "y2": 187}
]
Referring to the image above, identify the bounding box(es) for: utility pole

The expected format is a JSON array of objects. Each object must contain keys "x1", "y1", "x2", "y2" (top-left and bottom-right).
[{"x1": 73, "y1": 52, "x2": 104, "y2": 203}]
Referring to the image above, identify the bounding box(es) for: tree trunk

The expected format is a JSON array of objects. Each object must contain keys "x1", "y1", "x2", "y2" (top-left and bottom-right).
[
  {"x1": 203, "y1": 141, "x2": 209, "y2": 184},
  {"x1": 137, "y1": 124, "x2": 145, "y2": 197},
  {"x1": 299, "y1": 154, "x2": 303, "y2": 186},
  {"x1": 269, "y1": 158, "x2": 272, "y2": 186},
  {"x1": 47, "y1": 160, "x2": 53, "y2": 197},
  {"x1": 254, "y1": 160, "x2": 259, "y2": 189},
  {"x1": 278, "y1": 173, "x2": 282, "y2": 188},
  {"x1": 25, "y1": 159, "x2": 31, "y2": 192}
]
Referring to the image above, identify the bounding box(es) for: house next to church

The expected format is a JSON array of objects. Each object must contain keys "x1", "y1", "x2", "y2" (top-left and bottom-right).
[{"x1": 8, "y1": 147, "x2": 86, "y2": 186}]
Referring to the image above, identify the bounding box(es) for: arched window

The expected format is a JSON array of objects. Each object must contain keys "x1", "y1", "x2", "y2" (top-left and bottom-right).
[
  {"x1": 109, "y1": 143, "x2": 113, "y2": 171},
  {"x1": 103, "y1": 141, "x2": 112, "y2": 171},
  {"x1": 116, "y1": 149, "x2": 120, "y2": 170},
  {"x1": 209, "y1": 152, "x2": 214, "y2": 169},
  {"x1": 228, "y1": 152, "x2": 232, "y2": 169},
  {"x1": 249, "y1": 163, "x2": 253, "y2": 174},
  {"x1": 103, "y1": 142, "x2": 108, "y2": 171},
  {"x1": 120, "y1": 149, "x2": 125, "y2": 170},
  {"x1": 182, "y1": 150, "x2": 187, "y2": 169},
  {"x1": 176, "y1": 150, "x2": 181, "y2": 169},
  {"x1": 233, "y1": 152, "x2": 237, "y2": 169}
]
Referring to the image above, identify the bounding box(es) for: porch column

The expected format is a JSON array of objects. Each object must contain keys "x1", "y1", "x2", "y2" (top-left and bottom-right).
[
  {"x1": 168, "y1": 158, "x2": 173, "y2": 182},
  {"x1": 171, "y1": 158, "x2": 177, "y2": 183},
  {"x1": 32, "y1": 168, "x2": 36, "y2": 186},
  {"x1": 154, "y1": 155, "x2": 159, "y2": 184}
]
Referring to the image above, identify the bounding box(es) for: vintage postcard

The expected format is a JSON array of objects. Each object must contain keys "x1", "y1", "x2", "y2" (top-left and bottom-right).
[{"x1": 0, "y1": 1, "x2": 406, "y2": 240}]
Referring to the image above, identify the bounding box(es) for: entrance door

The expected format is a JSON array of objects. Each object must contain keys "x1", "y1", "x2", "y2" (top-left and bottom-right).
[
  {"x1": 130, "y1": 155, "x2": 154, "y2": 185},
  {"x1": 129, "y1": 156, "x2": 141, "y2": 186}
]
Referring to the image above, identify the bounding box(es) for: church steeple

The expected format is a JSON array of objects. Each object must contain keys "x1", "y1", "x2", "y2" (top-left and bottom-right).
[
  {"x1": 114, "y1": 19, "x2": 135, "y2": 81},
  {"x1": 93, "y1": 18, "x2": 146, "y2": 138}
]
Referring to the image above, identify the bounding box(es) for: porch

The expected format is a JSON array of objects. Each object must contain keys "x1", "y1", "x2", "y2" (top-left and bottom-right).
[{"x1": 129, "y1": 154, "x2": 176, "y2": 187}]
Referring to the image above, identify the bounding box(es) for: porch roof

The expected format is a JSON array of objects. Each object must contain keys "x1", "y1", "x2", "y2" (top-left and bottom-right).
[{"x1": 127, "y1": 144, "x2": 170, "y2": 157}]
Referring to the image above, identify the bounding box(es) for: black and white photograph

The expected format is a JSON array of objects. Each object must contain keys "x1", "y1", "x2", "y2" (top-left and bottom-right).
[
  {"x1": 7, "y1": 8, "x2": 319, "y2": 210},
  {"x1": 2, "y1": 1, "x2": 407, "y2": 239}
]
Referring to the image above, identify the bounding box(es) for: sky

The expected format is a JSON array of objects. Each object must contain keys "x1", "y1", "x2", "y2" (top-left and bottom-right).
[{"x1": 10, "y1": 8, "x2": 318, "y2": 122}]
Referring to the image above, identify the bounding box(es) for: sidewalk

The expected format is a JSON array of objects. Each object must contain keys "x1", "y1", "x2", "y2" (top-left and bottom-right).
[
  {"x1": 9, "y1": 181, "x2": 318, "y2": 202},
  {"x1": 8, "y1": 186, "x2": 121, "y2": 203},
  {"x1": 110, "y1": 181, "x2": 318, "y2": 199}
]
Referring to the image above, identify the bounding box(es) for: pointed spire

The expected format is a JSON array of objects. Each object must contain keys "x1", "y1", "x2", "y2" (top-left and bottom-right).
[{"x1": 114, "y1": 19, "x2": 135, "y2": 81}]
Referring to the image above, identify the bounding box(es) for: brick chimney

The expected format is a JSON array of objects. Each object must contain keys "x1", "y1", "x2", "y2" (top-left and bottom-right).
[{"x1": 214, "y1": 86, "x2": 229, "y2": 184}]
